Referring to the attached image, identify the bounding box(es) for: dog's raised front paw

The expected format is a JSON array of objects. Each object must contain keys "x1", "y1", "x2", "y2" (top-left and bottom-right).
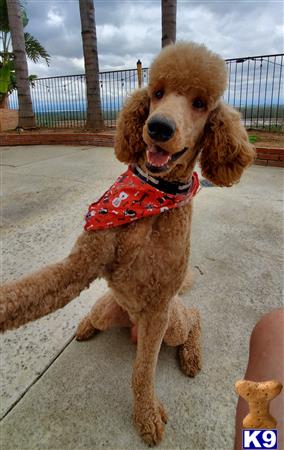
[
  {"x1": 134, "y1": 399, "x2": 167, "y2": 446},
  {"x1": 76, "y1": 315, "x2": 99, "y2": 341}
]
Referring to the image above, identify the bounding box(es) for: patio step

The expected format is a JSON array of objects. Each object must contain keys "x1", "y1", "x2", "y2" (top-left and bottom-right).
[
  {"x1": 0, "y1": 132, "x2": 283, "y2": 167},
  {"x1": 0, "y1": 131, "x2": 115, "y2": 148}
]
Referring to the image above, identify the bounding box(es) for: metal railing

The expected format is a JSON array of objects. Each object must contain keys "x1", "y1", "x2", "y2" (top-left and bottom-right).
[
  {"x1": 225, "y1": 54, "x2": 283, "y2": 131},
  {"x1": 8, "y1": 53, "x2": 283, "y2": 131}
]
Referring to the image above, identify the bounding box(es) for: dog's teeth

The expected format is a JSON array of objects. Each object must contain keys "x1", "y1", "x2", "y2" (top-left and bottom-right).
[{"x1": 146, "y1": 147, "x2": 171, "y2": 168}]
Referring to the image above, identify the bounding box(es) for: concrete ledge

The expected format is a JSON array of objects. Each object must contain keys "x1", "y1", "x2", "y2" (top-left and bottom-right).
[
  {"x1": 0, "y1": 131, "x2": 114, "y2": 148},
  {"x1": 255, "y1": 146, "x2": 284, "y2": 167},
  {"x1": 0, "y1": 132, "x2": 283, "y2": 167},
  {"x1": 0, "y1": 109, "x2": 19, "y2": 132}
]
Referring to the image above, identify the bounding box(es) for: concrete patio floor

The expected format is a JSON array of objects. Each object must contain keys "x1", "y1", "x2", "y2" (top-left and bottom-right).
[{"x1": 0, "y1": 145, "x2": 283, "y2": 450}]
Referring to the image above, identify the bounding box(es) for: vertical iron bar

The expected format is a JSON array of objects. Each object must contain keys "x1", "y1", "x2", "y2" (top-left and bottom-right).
[
  {"x1": 57, "y1": 77, "x2": 61, "y2": 128},
  {"x1": 227, "y1": 61, "x2": 231, "y2": 104},
  {"x1": 69, "y1": 77, "x2": 73, "y2": 127},
  {"x1": 74, "y1": 75, "x2": 80, "y2": 127},
  {"x1": 67, "y1": 77, "x2": 71, "y2": 128},
  {"x1": 112, "y1": 71, "x2": 115, "y2": 128},
  {"x1": 66, "y1": 76, "x2": 71, "y2": 128},
  {"x1": 74, "y1": 77, "x2": 77, "y2": 128},
  {"x1": 107, "y1": 72, "x2": 110, "y2": 127},
  {"x1": 251, "y1": 58, "x2": 257, "y2": 128},
  {"x1": 47, "y1": 77, "x2": 52, "y2": 128},
  {"x1": 52, "y1": 77, "x2": 56, "y2": 128},
  {"x1": 116, "y1": 71, "x2": 119, "y2": 128},
  {"x1": 109, "y1": 71, "x2": 113, "y2": 127},
  {"x1": 38, "y1": 80, "x2": 44, "y2": 127},
  {"x1": 262, "y1": 57, "x2": 270, "y2": 128},
  {"x1": 233, "y1": 60, "x2": 237, "y2": 107},
  {"x1": 31, "y1": 80, "x2": 38, "y2": 126},
  {"x1": 101, "y1": 73, "x2": 104, "y2": 126},
  {"x1": 239, "y1": 59, "x2": 244, "y2": 116},
  {"x1": 68, "y1": 77, "x2": 72, "y2": 127},
  {"x1": 73, "y1": 76, "x2": 77, "y2": 128},
  {"x1": 62, "y1": 76, "x2": 66, "y2": 128},
  {"x1": 104, "y1": 73, "x2": 107, "y2": 127},
  {"x1": 43, "y1": 80, "x2": 49, "y2": 128},
  {"x1": 275, "y1": 55, "x2": 283, "y2": 127},
  {"x1": 80, "y1": 76, "x2": 85, "y2": 127},
  {"x1": 256, "y1": 58, "x2": 263, "y2": 128},
  {"x1": 40, "y1": 80, "x2": 44, "y2": 127},
  {"x1": 117, "y1": 70, "x2": 120, "y2": 127},
  {"x1": 50, "y1": 78, "x2": 54, "y2": 128},
  {"x1": 244, "y1": 59, "x2": 250, "y2": 127},
  {"x1": 53, "y1": 77, "x2": 59, "y2": 128},
  {"x1": 269, "y1": 56, "x2": 277, "y2": 131},
  {"x1": 73, "y1": 76, "x2": 76, "y2": 127}
]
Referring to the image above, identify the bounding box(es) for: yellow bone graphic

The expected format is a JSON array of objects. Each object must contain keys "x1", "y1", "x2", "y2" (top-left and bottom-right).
[{"x1": 235, "y1": 379, "x2": 282, "y2": 429}]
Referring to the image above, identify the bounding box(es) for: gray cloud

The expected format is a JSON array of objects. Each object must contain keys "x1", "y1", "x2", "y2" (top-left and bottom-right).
[{"x1": 23, "y1": 0, "x2": 284, "y2": 78}]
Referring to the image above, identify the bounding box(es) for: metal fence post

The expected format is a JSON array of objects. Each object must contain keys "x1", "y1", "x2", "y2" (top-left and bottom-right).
[{"x1": 137, "y1": 60, "x2": 142, "y2": 88}]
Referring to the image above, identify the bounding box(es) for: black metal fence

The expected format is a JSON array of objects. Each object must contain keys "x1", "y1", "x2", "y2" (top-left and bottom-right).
[
  {"x1": 8, "y1": 53, "x2": 283, "y2": 131},
  {"x1": 225, "y1": 54, "x2": 283, "y2": 131}
]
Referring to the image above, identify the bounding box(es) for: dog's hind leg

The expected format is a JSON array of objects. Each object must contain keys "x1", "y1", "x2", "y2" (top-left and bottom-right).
[
  {"x1": 0, "y1": 230, "x2": 115, "y2": 332},
  {"x1": 76, "y1": 290, "x2": 131, "y2": 341},
  {"x1": 163, "y1": 296, "x2": 201, "y2": 377}
]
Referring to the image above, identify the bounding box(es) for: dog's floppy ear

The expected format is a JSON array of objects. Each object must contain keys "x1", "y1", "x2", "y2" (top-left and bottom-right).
[
  {"x1": 114, "y1": 88, "x2": 149, "y2": 164},
  {"x1": 199, "y1": 102, "x2": 256, "y2": 187}
]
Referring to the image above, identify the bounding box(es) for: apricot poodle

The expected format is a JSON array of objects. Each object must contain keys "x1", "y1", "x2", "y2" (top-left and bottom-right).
[{"x1": 0, "y1": 42, "x2": 255, "y2": 445}]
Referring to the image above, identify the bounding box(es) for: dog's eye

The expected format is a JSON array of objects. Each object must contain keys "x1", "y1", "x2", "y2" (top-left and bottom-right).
[
  {"x1": 192, "y1": 98, "x2": 206, "y2": 109},
  {"x1": 154, "y1": 90, "x2": 164, "y2": 100}
]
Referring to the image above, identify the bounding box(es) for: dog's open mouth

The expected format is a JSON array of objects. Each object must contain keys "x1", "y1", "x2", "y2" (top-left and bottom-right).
[{"x1": 146, "y1": 145, "x2": 188, "y2": 173}]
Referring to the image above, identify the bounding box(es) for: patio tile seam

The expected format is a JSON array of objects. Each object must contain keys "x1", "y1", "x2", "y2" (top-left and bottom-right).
[
  {"x1": 2, "y1": 167, "x2": 89, "y2": 185},
  {"x1": 0, "y1": 148, "x2": 83, "y2": 169},
  {"x1": 0, "y1": 333, "x2": 76, "y2": 421}
]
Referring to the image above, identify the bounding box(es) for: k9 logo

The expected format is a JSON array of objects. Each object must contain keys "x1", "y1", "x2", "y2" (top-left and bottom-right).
[{"x1": 243, "y1": 430, "x2": 278, "y2": 449}]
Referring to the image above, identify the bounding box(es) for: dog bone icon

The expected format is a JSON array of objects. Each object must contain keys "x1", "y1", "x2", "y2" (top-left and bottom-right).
[
  {"x1": 112, "y1": 191, "x2": 129, "y2": 208},
  {"x1": 235, "y1": 379, "x2": 282, "y2": 429}
]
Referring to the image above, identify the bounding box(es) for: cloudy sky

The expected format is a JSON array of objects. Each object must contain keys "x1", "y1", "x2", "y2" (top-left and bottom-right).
[{"x1": 23, "y1": 0, "x2": 284, "y2": 78}]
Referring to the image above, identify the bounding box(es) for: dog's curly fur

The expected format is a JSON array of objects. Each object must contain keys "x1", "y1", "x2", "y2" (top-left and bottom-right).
[{"x1": 0, "y1": 42, "x2": 255, "y2": 445}]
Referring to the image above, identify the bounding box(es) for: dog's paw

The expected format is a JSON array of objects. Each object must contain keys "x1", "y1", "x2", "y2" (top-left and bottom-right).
[
  {"x1": 179, "y1": 343, "x2": 201, "y2": 377},
  {"x1": 76, "y1": 316, "x2": 99, "y2": 341},
  {"x1": 178, "y1": 320, "x2": 202, "y2": 377},
  {"x1": 134, "y1": 399, "x2": 167, "y2": 446}
]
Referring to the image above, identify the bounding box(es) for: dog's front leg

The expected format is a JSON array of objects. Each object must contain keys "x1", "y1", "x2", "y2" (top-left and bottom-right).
[
  {"x1": 132, "y1": 305, "x2": 169, "y2": 446},
  {"x1": 0, "y1": 229, "x2": 115, "y2": 332}
]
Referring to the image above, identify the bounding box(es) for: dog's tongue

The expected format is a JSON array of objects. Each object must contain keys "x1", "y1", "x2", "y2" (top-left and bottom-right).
[{"x1": 146, "y1": 145, "x2": 171, "y2": 167}]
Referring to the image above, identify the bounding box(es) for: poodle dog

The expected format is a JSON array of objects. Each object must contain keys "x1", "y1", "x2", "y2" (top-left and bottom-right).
[{"x1": 0, "y1": 42, "x2": 255, "y2": 445}]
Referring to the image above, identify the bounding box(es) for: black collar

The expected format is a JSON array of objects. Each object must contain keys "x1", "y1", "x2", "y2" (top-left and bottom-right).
[{"x1": 133, "y1": 165, "x2": 192, "y2": 196}]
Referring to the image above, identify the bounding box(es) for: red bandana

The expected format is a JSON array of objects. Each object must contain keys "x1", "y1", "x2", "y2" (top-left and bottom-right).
[{"x1": 84, "y1": 166, "x2": 199, "y2": 231}]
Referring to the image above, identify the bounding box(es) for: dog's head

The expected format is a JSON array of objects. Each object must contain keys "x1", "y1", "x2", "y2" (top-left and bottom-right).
[{"x1": 115, "y1": 42, "x2": 255, "y2": 186}]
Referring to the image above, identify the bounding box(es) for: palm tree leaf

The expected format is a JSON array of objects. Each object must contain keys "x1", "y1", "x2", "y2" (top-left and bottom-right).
[
  {"x1": 24, "y1": 32, "x2": 50, "y2": 65},
  {"x1": 0, "y1": 63, "x2": 11, "y2": 93}
]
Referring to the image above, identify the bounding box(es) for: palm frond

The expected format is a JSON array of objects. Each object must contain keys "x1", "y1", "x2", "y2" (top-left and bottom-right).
[{"x1": 24, "y1": 32, "x2": 50, "y2": 65}]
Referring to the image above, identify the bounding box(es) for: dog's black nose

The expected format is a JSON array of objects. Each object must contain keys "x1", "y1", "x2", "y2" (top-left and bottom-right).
[{"x1": 147, "y1": 116, "x2": 176, "y2": 142}]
